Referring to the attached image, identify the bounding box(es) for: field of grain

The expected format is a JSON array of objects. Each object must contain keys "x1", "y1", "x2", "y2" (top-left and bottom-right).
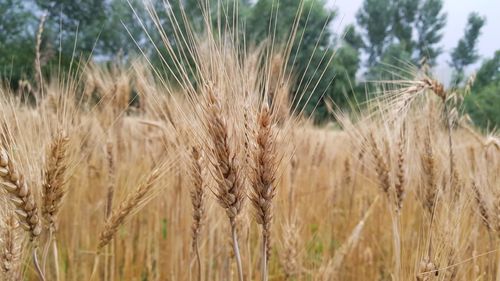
[{"x1": 1, "y1": 5, "x2": 499, "y2": 281}]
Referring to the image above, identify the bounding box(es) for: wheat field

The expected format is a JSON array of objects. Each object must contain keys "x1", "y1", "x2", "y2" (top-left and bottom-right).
[{"x1": 0, "y1": 4, "x2": 499, "y2": 281}]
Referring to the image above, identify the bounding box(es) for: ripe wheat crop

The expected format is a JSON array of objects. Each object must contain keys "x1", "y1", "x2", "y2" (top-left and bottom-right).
[{"x1": 0, "y1": 3, "x2": 499, "y2": 281}]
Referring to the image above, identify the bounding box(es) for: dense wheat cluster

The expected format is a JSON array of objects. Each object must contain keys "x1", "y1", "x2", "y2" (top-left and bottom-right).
[{"x1": 1, "y1": 4, "x2": 499, "y2": 281}]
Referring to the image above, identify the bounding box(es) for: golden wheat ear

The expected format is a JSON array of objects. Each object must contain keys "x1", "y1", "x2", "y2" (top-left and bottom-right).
[
  {"x1": 0, "y1": 148, "x2": 42, "y2": 240},
  {"x1": 0, "y1": 148, "x2": 45, "y2": 281},
  {"x1": 202, "y1": 86, "x2": 245, "y2": 281},
  {"x1": 190, "y1": 146, "x2": 205, "y2": 281},
  {"x1": 1, "y1": 213, "x2": 21, "y2": 281},
  {"x1": 42, "y1": 131, "x2": 70, "y2": 233},
  {"x1": 97, "y1": 165, "x2": 165, "y2": 252},
  {"x1": 280, "y1": 218, "x2": 301, "y2": 280},
  {"x1": 249, "y1": 102, "x2": 278, "y2": 281},
  {"x1": 89, "y1": 160, "x2": 170, "y2": 281}
]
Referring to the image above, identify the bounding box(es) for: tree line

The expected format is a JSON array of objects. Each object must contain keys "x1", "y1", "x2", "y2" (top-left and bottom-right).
[{"x1": 0, "y1": 0, "x2": 498, "y2": 128}]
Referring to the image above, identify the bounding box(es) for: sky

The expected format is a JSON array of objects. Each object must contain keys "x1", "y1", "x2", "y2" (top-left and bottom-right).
[{"x1": 328, "y1": 0, "x2": 500, "y2": 82}]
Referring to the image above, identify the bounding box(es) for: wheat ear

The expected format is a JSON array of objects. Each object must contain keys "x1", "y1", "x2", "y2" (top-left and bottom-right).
[
  {"x1": 368, "y1": 133, "x2": 391, "y2": 196},
  {"x1": 98, "y1": 167, "x2": 163, "y2": 251},
  {"x1": 190, "y1": 147, "x2": 205, "y2": 281},
  {"x1": 103, "y1": 141, "x2": 115, "y2": 281},
  {"x1": 0, "y1": 148, "x2": 45, "y2": 281},
  {"x1": 421, "y1": 127, "x2": 437, "y2": 216},
  {"x1": 471, "y1": 181, "x2": 491, "y2": 231},
  {"x1": 34, "y1": 13, "x2": 47, "y2": 101},
  {"x1": 90, "y1": 165, "x2": 164, "y2": 281},
  {"x1": 280, "y1": 219, "x2": 300, "y2": 280},
  {"x1": 394, "y1": 126, "x2": 406, "y2": 213},
  {"x1": 204, "y1": 88, "x2": 245, "y2": 281},
  {"x1": 250, "y1": 103, "x2": 277, "y2": 281},
  {"x1": 1, "y1": 214, "x2": 21, "y2": 281},
  {"x1": 41, "y1": 131, "x2": 69, "y2": 281},
  {"x1": 1, "y1": 149, "x2": 42, "y2": 239},
  {"x1": 42, "y1": 131, "x2": 69, "y2": 233}
]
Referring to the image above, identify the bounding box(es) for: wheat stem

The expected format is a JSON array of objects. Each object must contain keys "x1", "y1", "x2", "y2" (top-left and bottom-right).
[
  {"x1": 261, "y1": 232, "x2": 268, "y2": 281},
  {"x1": 231, "y1": 223, "x2": 244, "y2": 281},
  {"x1": 391, "y1": 211, "x2": 401, "y2": 281},
  {"x1": 52, "y1": 239, "x2": 60, "y2": 281},
  {"x1": 33, "y1": 249, "x2": 46, "y2": 281}
]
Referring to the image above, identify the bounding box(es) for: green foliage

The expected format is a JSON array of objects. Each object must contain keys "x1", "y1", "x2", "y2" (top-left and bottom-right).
[
  {"x1": 356, "y1": 0, "x2": 393, "y2": 65},
  {"x1": 357, "y1": 0, "x2": 446, "y2": 71},
  {"x1": 343, "y1": 24, "x2": 364, "y2": 51},
  {"x1": 415, "y1": 0, "x2": 446, "y2": 66},
  {"x1": 367, "y1": 43, "x2": 413, "y2": 81},
  {"x1": 329, "y1": 25, "x2": 363, "y2": 109},
  {"x1": 247, "y1": 0, "x2": 342, "y2": 121},
  {"x1": 391, "y1": 0, "x2": 420, "y2": 54},
  {"x1": 473, "y1": 51, "x2": 500, "y2": 91},
  {"x1": 450, "y1": 12, "x2": 486, "y2": 84},
  {"x1": 35, "y1": 0, "x2": 107, "y2": 54},
  {"x1": 0, "y1": 0, "x2": 36, "y2": 81},
  {"x1": 464, "y1": 51, "x2": 500, "y2": 129},
  {"x1": 99, "y1": 0, "x2": 147, "y2": 57},
  {"x1": 0, "y1": 0, "x2": 32, "y2": 44}
]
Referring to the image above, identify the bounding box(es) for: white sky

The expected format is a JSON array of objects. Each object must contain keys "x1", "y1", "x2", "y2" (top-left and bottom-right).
[{"x1": 328, "y1": 0, "x2": 500, "y2": 82}]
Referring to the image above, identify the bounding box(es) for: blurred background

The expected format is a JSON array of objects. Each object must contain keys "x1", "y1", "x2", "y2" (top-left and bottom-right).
[{"x1": 1, "y1": 0, "x2": 498, "y2": 128}]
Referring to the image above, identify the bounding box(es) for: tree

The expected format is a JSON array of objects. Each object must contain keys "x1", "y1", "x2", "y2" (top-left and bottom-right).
[
  {"x1": 357, "y1": 0, "x2": 447, "y2": 71},
  {"x1": 391, "y1": 0, "x2": 420, "y2": 54},
  {"x1": 0, "y1": 0, "x2": 36, "y2": 82},
  {"x1": 473, "y1": 51, "x2": 500, "y2": 92},
  {"x1": 35, "y1": 0, "x2": 108, "y2": 55},
  {"x1": 145, "y1": 0, "x2": 251, "y2": 86},
  {"x1": 0, "y1": 0, "x2": 32, "y2": 45},
  {"x1": 329, "y1": 24, "x2": 363, "y2": 108},
  {"x1": 97, "y1": 0, "x2": 149, "y2": 58},
  {"x1": 343, "y1": 24, "x2": 364, "y2": 51},
  {"x1": 367, "y1": 43, "x2": 413, "y2": 80},
  {"x1": 464, "y1": 50, "x2": 500, "y2": 128},
  {"x1": 415, "y1": 0, "x2": 446, "y2": 66},
  {"x1": 356, "y1": 0, "x2": 394, "y2": 66},
  {"x1": 449, "y1": 12, "x2": 485, "y2": 85},
  {"x1": 247, "y1": 0, "x2": 338, "y2": 120}
]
